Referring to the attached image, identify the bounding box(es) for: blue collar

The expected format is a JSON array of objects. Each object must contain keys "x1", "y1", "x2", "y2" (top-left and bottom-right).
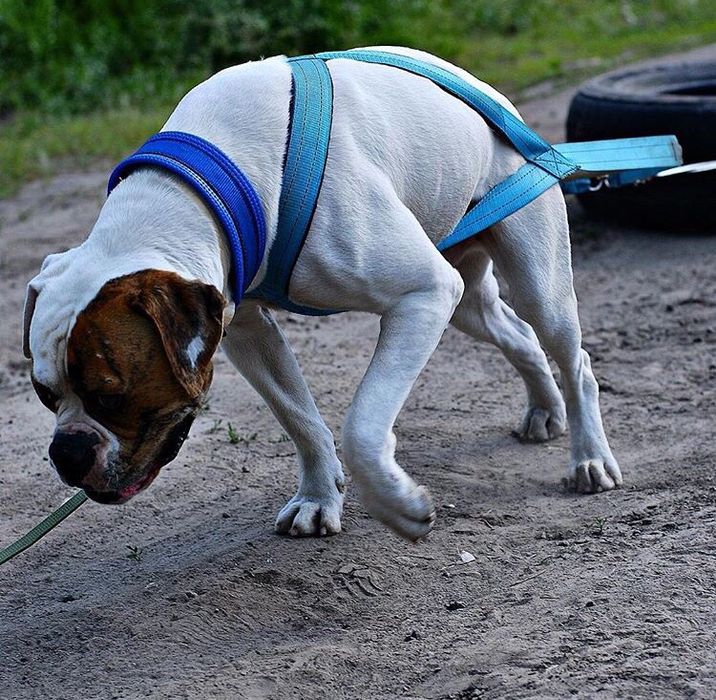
[{"x1": 107, "y1": 131, "x2": 266, "y2": 304}]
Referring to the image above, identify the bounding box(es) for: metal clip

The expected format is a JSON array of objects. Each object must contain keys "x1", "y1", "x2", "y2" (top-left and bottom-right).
[{"x1": 588, "y1": 176, "x2": 609, "y2": 192}]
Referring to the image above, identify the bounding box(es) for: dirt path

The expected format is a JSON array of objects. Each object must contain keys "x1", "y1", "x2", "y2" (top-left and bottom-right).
[{"x1": 1, "y1": 49, "x2": 715, "y2": 699}]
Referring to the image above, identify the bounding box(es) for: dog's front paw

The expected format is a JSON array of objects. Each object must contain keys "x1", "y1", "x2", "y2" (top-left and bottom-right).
[
  {"x1": 275, "y1": 473, "x2": 345, "y2": 537},
  {"x1": 515, "y1": 402, "x2": 567, "y2": 443},
  {"x1": 566, "y1": 456, "x2": 623, "y2": 494},
  {"x1": 353, "y1": 475, "x2": 436, "y2": 542}
]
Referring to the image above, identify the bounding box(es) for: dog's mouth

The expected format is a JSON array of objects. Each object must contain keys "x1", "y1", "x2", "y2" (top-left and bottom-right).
[
  {"x1": 82, "y1": 413, "x2": 196, "y2": 504},
  {"x1": 84, "y1": 461, "x2": 164, "y2": 504}
]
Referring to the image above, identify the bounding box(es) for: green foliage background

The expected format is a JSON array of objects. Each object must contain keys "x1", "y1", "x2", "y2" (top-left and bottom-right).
[
  {"x1": 3, "y1": 0, "x2": 716, "y2": 115},
  {"x1": 1, "y1": 0, "x2": 715, "y2": 192}
]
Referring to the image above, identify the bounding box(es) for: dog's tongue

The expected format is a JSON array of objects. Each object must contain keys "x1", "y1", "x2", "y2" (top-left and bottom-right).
[
  {"x1": 119, "y1": 481, "x2": 144, "y2": 499},
  {"x1": 118, "y1": 467, "x2": 159, "y2": 499}
]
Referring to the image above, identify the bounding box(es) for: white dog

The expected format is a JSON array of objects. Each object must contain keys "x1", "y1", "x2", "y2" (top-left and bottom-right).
[{"x1": 23, "y1": 47, "x2": 622, "y2": 541}]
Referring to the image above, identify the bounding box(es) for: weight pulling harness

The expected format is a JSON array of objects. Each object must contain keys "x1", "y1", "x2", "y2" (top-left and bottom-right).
[{"x1": 109, "y1": 49, "x2": 683, "y2": 315}]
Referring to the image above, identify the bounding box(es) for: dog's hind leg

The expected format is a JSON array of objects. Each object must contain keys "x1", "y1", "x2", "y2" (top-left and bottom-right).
[
  {"x1": 223, "y1": 301, "x2": 345, "y2": 536},
  {"x1": 482, "y1": 187, "x2": 622, "y2": 493},
  {"x1": 447, "y1": 243, "x2": 566, "y2": 441}
]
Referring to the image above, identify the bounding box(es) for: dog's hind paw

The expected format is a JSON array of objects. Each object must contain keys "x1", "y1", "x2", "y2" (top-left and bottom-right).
[
  {"x1": 515, "y1": 403, "x2": 567, "y2": 443},
  {"x1": 566, "y1": 457, "x2": 623, "y2": 494},
  {"x1": 275, "y1": 477, "x2": 345, "y2": 537}
]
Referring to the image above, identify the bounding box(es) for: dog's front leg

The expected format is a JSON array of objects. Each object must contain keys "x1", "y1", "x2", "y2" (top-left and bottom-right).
[
  {"x1": 341, "y1": 263, "x2": 465, "y2": 542},
  {"x1": 222, "y1": 301, "x2": 345, "y2": 536}
]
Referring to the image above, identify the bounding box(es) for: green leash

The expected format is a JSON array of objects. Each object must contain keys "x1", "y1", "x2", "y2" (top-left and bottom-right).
[{"x1": 0, "y1": 490, "x2": 87, "y2": 566}]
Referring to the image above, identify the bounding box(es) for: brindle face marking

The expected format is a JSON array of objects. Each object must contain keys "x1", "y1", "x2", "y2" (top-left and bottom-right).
[{"x1": 63, "y1": 270, "x2": 225, "y2": 502}]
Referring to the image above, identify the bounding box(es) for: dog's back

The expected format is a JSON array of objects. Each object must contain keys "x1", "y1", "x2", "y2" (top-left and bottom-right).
[{"x1": 165, "y1": 47, "x2": 525, "y2": 248}]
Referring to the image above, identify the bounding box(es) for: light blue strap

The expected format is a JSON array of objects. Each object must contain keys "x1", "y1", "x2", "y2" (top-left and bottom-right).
[
  {"x1": 318, "y1": 51, "x2": 682, "y2": 252},
  {"x1": 558, "y1": 135, "x2": 681, "y2": 175},
  {"x1": 558, "y1": 135, "x2": 682, "y2": 194},
  {"x1": 250, "y1": 57, "x2": 334, "y2": 308},
  {"x1": 317, "y1": 49, "x2": 578, "y2": 180},
  {"x1": 316, "y1": 49, "x2": 579, "y2": 254},
  {"x1": 438, "y1": 164, "x2": 560, "y2": 250},
  {"x1": 439, "y1": 134, "x2": 683, "y2": 246}
]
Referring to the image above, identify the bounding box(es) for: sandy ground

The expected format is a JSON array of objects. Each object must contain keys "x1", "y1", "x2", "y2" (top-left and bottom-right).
[{"x1": 1, "y1": 49, "x2": 716, "y2": 699}]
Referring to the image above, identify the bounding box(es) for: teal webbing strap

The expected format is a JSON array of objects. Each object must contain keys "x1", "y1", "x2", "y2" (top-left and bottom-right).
[
  {"x1": 0, "y1": 490, "x2": 87, "y2": 566},
  {"x1": 317, "y1": 50, "x2": 578, "y2": 181},
  {"x1": 318, "y1": 50, "x2": 578, "y2": 252},
  {"x1": 318, "y1": 50, "x2": 682, "y2": 251},
  {"x1": 559, "y1": 135, "x2": 682, "y2": 194},
  {"x1": 559, "y1": 135, "x2": 681, "y2": 175},
  {"x1": 438, "y1": 164, "x2": 561, "y2": 250},
  {"x1": 438, "y1": 135, "x2": 682, "y2": 246},
  {"x1": 249, "y1": 57, "x2": 335, "y2": 313}
]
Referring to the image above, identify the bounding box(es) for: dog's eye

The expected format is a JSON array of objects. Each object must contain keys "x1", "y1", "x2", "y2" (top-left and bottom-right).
[
  {"x1": 95, "y1": 394, "x2": 124, "y2": 411},
  {"x1": 31, "y1": 378, "x2": 60, "y2": 412}
]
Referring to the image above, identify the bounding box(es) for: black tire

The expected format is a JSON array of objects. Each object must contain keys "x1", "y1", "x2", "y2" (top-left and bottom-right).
[{"x1": 566, "y1": 58, "x2": 716, "y2": 231}]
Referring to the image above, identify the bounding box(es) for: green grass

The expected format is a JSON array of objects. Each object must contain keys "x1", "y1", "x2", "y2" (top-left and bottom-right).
[
  {"x1": 456, "y1": 14, "x2": 716, "y2": 92},
  {"x1": 2, "y1": 1, "x2": 715, "y2": 197},
  {"x1": 0, "y1": 107, "x2": 173, "y2": 196}
]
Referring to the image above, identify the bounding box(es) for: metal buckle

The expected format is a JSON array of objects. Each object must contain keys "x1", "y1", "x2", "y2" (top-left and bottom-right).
[{"x1": 588, "y1": 176, "x2": 610, "y2": 192}]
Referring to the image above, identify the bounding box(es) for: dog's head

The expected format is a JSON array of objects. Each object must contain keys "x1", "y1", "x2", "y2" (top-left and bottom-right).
[{"x1": 24, "y1": 261, "x2": 225, "y2": 503}]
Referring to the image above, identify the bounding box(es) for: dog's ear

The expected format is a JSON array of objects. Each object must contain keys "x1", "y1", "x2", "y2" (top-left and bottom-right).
[
  {"x1": 130, "y1": 271, "x2": 226, "y2": 399},
  {"x1": 24, "y1": 251, "x2": 74, "y2": 359},
  {"x1": 22, "y1": 282, "x2": 39, "y2": 359}
]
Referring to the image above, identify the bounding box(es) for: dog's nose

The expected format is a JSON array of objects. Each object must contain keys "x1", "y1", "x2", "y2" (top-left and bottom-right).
[{"x1": 49, "y1": 431, "x2": 100, "y2": 485}]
